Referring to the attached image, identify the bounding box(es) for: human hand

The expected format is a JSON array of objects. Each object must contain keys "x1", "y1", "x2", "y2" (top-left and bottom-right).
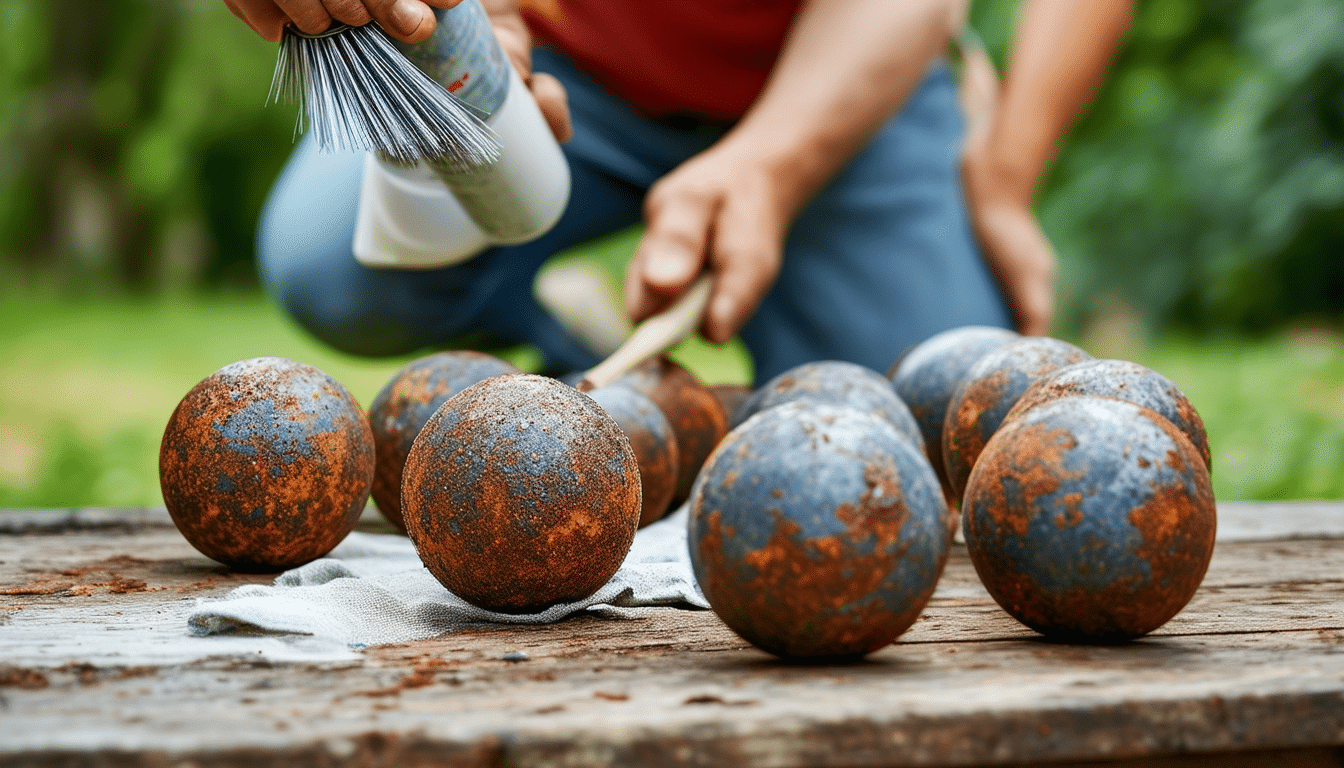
[
  {"x1": 958, "y1": 33, "x2": 1055, "y2": 337},
  {"x1": 962, "y1": 131, "x2": 1057, "y2": 337},
  {"x1": 224, "y1": 0, "x2": 571, "y2": 140},
  {"x1": 224, "y1": 0, "x2": 464, "y2": 43},
  {"x1": 625, "y1": 140, "x2": 800, "y2": 346},
  {"x1": 480, "y1": 0, "x2": 571, "y2": 142}
]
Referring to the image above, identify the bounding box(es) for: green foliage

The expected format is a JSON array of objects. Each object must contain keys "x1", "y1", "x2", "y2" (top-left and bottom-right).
[
  {"x1": 1139, "y1": 327, "x2": 1344, "y2": 500},
  {"x1": 0, "y1": 423, "x2": 154, "y2": 509},
  {"x1": 2, "y1": 1, "x2": 1340, "y2": 335},
  {"x1": 972, "y1": 0, "x2": 1344, "y2": 335},
  {"x1": 0, "y1": 0, "x2": 296, "y2": 289},
  {"x1": 0, "y1": 291, "x2": 750, "y2": 508},
  {"x1": 0, "y1": 292, "x2": 1333, "y2": 507}
]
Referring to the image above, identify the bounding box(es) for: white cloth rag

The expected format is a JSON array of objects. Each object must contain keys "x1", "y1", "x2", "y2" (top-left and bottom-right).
[{"x1": 188, "y1": 506, "x2": 707, "y2": 647}]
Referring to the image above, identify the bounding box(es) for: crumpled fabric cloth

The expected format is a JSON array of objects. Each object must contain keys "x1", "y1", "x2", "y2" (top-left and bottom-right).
[{"x1": 188, "y1": 506, "x2": 707, "y2": 647}]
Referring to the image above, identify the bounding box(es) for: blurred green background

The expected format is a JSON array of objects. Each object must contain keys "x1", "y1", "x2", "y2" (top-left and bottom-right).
[{"x1": 0, "y1": 0, "x2": 1341, "y2": 508}]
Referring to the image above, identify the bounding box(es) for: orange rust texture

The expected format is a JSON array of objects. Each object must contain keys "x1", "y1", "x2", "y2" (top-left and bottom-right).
[
  {"x1": 1, "y1": 555, "x2": 160, "y2": 596},
  {"x1": 618, "y1": 358, "x2": 728, "y2": 504},
  {"x1": 1171, "y1": 388, "x2": 1213, "y2": 471},
  {"x1": 984, "y1": 486, "x2": 1213, "y2": 640},
  {"x1": 888, "y1": 326, "x2": 1019, "y2": 494},
  {"x1": 403, "y1": 375, "x2": 641, "y2": 614},
  {"x1": 942, "y1": 339, "x2": 1091, "y2": 502},
  {"x1": 369, "y1": 352, "x2": 519, "y2": 532},
  {"x1": 1003, "y1": 361, "x2": 1213, "y2": 475},
  {"x1": 589, "y1": 386, "x2": 681, "y2": 527},
  {"x1": 710, "y1": 384, "x2": 753, "y2": 425},
  {"x1": 1005, "y1": 378, "x2": 1087, "y2": 422},
  {"x1": 371, "y1": 364, "x2": 454, "y2": 532},
  {"x1": 159, "y1": 360, "x2": 375, "y2": 573},
  {"x1": 966, "y1": 411, "x2": 1216, "y2": 641},
  {"x1": 943, "y1": 369, "x2": 1010, "y2": 501},
  {"x1": 622, "y1": 416, "x2": 679, "y2": 528},
  {"x1": 967, "y1": 422, "x2": 1083, "y2": 541},
  {"x1": 0, "y1": 667, "x2": 49, "y2": 690},
  {"x1": 696, "y1": 460, "x2": 938, "y2": 658}
]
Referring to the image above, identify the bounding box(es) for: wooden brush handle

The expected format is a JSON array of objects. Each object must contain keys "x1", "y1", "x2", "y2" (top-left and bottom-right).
[{"x1": 578, "y1": 275, "x2": 712, "y2": 392}]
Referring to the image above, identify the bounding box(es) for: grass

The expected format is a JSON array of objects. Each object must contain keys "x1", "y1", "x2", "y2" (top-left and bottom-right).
[
  {"x1": 0, "y1": 249, "x2": 1340, "y2": 508},
  {"x1": 0, "y1": 231, "x2": 753, "y2": 509}
]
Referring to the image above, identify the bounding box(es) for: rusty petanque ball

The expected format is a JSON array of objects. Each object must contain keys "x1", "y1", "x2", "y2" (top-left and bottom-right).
[
  {"x1": 588, "y1": 385, "x2": 680, "y2": 527},
  {"x1": 963, "y1": 396, "x2": 1216, "y2": 642},
  {"x1": 159, "y1": 357, "x2": 375, "y2": 572},
  {"x1": 614, "y1": 357, "x2": 728, "y2": 505},
  {"x1": 368, "y1": 351, "x2": 519, "y2": 531},
  {"x1": 735, "y1": 360, "x2": 925, "y2": 455},
  {"x1": 690, "y1": 402, "x2": 951, "y2": 659},
  {"x1": 942, "y1": 337, "x2": 1092, "y2": 503},
  {"x1": 887, "y1": 326, "x2": 1019, "y2": 501},
  {"x1": 1003, "y1": 359, "x2": 1212, "y2": 472},
  {"x1": 402, "y1": 374, "x2": 641, "y2": 613},
  {"x1": 710, "y1": 384, "x2": 754, "y2": 429}
]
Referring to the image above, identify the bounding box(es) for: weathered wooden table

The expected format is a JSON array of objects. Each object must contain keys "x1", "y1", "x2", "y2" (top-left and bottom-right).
[{"x1": 2, "y1": 503, "x2": 1342, "y2": 768}]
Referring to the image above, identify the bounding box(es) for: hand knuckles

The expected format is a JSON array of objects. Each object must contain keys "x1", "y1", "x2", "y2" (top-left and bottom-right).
[
  {"x1": 281, "y1": 2, "x2": 333, "y2": 30},
  {"x1": 320, "y1": 0, "x2": 368, "y2": 21}
]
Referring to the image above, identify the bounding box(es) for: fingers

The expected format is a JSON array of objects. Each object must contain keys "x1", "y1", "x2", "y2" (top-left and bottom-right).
[
  {"x1": 227, "y1": 0, "x2": 461, "y2": 42},
  {"x1": 626, "y1": 165, "x2": 786, "y2": 345},
  {"x1": 224, "y1": 0, "x2": 290, "y2": 41},
  {"x1": 1005, "y1": 226, "x2": 1055, "y2": 336},
  {"x1": 626, "y1": 184, "x2": 716, "y2": 324},
  {"x1": 487, "y1": 8, "x2": 534, "y2": 79},
  {"x1": 974, "y1": 204, "x2": 1057, "y2": 336},
  {"x1": 701, "y1": 196, "x2": 782, "y2": 344},
  {"x1": 530, "y1": 72, "x2": 572, "y2": 142},
  {"x1": 362, "y1": 0, "x2": 438, "y2": 42},
  {"x1": 319, "y1": 0, "x2": 372, "y2": 27},
  {"x1": 273, "y1": 0, "x2": 333, "y2": 34},
  {"x1": 1014, "y1": 275, "x2": 1054, "y2": 337}
]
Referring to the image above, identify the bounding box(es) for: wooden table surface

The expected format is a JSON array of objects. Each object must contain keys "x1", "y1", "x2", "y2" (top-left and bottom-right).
[{"x1": 1, "y1": 502, "x2": 1342, "y2": 768}]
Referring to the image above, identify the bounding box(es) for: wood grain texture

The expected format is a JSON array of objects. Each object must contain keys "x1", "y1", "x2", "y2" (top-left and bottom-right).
[{"x1": 1, "y1": 507, "x2": 1342, "y2": 768}]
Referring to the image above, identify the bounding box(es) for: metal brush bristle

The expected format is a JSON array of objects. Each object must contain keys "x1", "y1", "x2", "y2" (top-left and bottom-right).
[{"x1": 269, "y1": 23, "x2": 501, "y2": 169}]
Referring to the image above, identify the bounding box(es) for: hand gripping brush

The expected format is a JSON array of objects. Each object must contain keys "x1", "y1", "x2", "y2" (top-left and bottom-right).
[
  {"x1": 265, "y1": 0, "x2": 571, "y2": 267},
  {"x1": 268, "y1": 16, "x2": 501, "y2": 170},
  {"x1": 577, "y1": 275, "x2": 714, "y2": 392}
]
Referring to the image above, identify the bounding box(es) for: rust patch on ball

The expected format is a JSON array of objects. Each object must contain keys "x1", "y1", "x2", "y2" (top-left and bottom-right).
[
  {"x1": 696, "y1": 467, "x2": 924, "y2": 658},
  {"x1": 368, "y1": 351, "x2": 519, "y2": 531},
  {"x1": 402, "y1": 374, "x2": 641, "y2": 613},
  {"x1": 1002, "y1": 359, "x2": 1212, "y2": 473},
  {"x1": 689, "y1": 404, "x2": 950, "y2": 659},
  {"x1": 888, "y1": 325, "x2": 1020, "y2": 499},
  {"x1": 589, "y1": 386, "x2": 681, "y2": 527},
  {"x1": 710, "y1": 384, "x2": 754, "y2": 427},
  {"x1": 159, "y1": 357, "x2": 375, "y2": 572},
  {"x1": 616, "y1": 358, "x2": 728, "y2": 505},
  {"x1": 943, "y1": 369, "x2": 1011, "y2": 501},
  {"x1": 942, "y1": 338, "x2": 1092, "y2": 503},
  {"x1": 963, "y1": 396, "x2": 1216, "y2": 642}
]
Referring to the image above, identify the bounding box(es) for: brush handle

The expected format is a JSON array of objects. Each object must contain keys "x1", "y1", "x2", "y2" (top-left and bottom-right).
[{"x1": 579, "y1": 275, "x2": 712, "y2": 392}]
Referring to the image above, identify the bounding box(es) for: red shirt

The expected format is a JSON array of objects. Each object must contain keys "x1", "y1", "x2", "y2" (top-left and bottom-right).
[{"x1": 522, "y1": 0, "x2": 803, "y2": 122}]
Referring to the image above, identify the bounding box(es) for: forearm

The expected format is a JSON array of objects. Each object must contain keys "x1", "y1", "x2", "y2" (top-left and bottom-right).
[
  {"x1": 721, "y1": 0, "x2": 960, "y2": 218},
  {"x1": 985, "y1": 0, "x2": 1133, "y2": 202}
]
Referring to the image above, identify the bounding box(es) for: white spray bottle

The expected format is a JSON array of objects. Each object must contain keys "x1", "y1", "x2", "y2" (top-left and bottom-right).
[{"x1": 272, "y1": 0, "x2": 570, "y2": 269}]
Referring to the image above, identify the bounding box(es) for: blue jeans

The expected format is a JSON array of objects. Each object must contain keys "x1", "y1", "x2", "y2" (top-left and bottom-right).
[{"x1": 258, "y1": 49, "x2": 1011, "y2": 385}]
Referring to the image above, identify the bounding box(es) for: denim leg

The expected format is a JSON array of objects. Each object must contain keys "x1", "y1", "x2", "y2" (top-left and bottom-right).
[
  {"x1": 256, "y1": 48, "x2": 720, "y2": 369},
  {"x1": 257, "y1": 134, "x2": 645, "y2": 366},
  {"x1": 257, "y1": 53, "x2": 1007, "y2": 379},
  {"x1": 741, "y1": 64, "x2": 1013, "y2": 384}
]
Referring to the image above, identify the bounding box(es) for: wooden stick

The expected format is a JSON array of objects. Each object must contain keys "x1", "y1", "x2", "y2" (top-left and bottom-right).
[{"x1": 578, "y1": 275, "x2": 712, "y2": 392}]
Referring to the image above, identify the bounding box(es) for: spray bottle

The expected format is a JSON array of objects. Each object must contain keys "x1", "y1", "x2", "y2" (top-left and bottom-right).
[{"x1": 273, "y1": 0, "x2": 570, "y2": 269}]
